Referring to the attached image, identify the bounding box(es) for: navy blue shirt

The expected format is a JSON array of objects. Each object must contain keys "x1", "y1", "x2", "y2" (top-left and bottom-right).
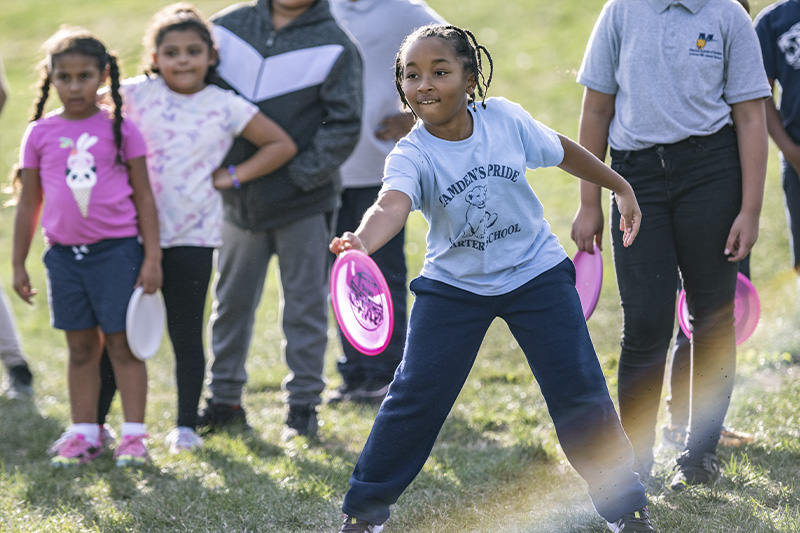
[{"x1": 755, "y1": 0, "x2": 800, "y2": 142}]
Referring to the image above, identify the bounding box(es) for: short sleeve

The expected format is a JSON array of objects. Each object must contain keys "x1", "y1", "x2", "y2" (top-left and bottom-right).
[
  {"x1": 513, "y1": 101, "x2": 565, "y2": 169},
  {"x1": 723, "y1": 13, "x2": 771, "y2": 104},
  {"x1": 381, "y1": 143, "x2": 426, "y2": 210},
  {"x1": 19, "y1": 122, "x2": 39, "y2": 169},
  {"x1": 576, "y1": 1, "x2": 619, "y2": 95},
  {"x1": 754, "y1": 10, "x2": 778, "y2": 81},
  {"x1": 121, "y1": 119, "x2": 148, "y2": 161},
  {"x1": 225, "y1": 91, "x2": 260, "y2": 136}
]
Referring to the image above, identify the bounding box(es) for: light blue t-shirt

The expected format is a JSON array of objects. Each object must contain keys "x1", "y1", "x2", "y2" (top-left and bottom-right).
[
  {"x1": 577, "y1": 0, "x2": 771, "y2": 151},
  {"x1": 381, "y1": 97, "x2": 567, "y2": 296}
]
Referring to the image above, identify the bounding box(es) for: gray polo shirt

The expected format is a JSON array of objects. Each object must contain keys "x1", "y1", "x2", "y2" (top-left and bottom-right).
[{"x1": 577, "y1": 0, "x2": 771, "y2": 151}]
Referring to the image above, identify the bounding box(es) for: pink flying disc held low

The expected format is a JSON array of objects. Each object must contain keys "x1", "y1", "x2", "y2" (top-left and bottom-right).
[
  {"x1": 330, "y1": 249, "x2": 394, "y2": 356},
  {"x1": 573, "y1": 245, "x2": 603, "y2": 320},
  {"x1": 677, "y1": 272, "x2": 761, "y2": 346}
]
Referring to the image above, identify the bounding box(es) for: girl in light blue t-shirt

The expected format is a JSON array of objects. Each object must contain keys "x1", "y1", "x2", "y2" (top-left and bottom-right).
[{"x1": 330, "y1": 24, "x2": 654, "y2": 533}]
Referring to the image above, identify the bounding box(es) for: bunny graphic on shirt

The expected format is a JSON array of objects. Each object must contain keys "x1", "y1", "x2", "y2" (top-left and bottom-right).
[{"x1": 60, "y1": 132, "x2": 99, "y2": 218}]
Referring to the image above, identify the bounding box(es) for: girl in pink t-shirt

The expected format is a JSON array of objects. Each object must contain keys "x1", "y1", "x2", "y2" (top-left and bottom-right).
[{"x1": 11, "y1": 27, "x2": 162, "y2": 467}]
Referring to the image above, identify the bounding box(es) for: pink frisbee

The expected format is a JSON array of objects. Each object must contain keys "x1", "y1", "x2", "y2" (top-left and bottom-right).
[
  {"x1": 330, "y1": 249, "x2": 394, "y2": 356},
  {"x1": 677, "y1": 272, "x2": 761, "y2": 346},
  {"x1": 573, "y1": 245, "x2": 603, "y2": 320}
]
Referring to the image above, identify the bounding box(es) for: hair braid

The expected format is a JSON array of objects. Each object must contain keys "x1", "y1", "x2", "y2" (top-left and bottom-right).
[
  {"x1": 31, "y1": 73, "x2": 51, "y2": 121},
  {"x1": 107, "y1": 53, "x2": 125, "y2": 166}
]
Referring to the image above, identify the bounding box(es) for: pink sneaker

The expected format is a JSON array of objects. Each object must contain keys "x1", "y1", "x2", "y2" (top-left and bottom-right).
[
  {"x1": 114, "y1": 434, "x2": 150, "y2": 467},
  {"x1": 50, "y1": 434, "x2": 101, "y2": 467}
]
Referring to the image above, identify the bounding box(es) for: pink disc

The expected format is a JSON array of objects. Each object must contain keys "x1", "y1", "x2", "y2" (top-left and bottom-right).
[
  {"x1": 676, "y1": 272, "x2": 760, "y2": 346},
  {"x1": 330, "y1": 250, "x2": 394, "y2": 355},
  {"x1": 573, "y1": 245, "x2": 603, "y2": 320}
]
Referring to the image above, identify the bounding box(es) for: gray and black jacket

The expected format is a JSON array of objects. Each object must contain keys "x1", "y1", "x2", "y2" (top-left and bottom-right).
[{"x1": 211, "y1": 0, "x2": 363, "y2": 231}]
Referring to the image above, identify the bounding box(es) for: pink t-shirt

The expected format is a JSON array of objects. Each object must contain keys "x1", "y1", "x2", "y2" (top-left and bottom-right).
[{"x1": 19, "y1": 108, "x2": 148, "y2": 246}]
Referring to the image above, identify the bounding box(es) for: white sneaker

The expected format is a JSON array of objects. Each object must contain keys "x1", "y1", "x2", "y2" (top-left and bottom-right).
[{"x1": 166, "y1": 427, "x2": 203, "y2": 454}]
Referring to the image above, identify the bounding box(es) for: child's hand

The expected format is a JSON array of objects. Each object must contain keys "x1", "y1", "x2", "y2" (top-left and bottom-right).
[
  {"x1": 375, "y1": 112, "x2": 415, "y2": 142},
  {"x1": 725, "y1": 211, "x2": 759, "y2": 262},
  {"x1": 212, "y1": 167, "x2": 234, "y2": 190},
  {"x1": 135, "y1": 258, "x2": 163, "y2": 294},
  {"x1": 614, "y1": 187, "x2": 641, "y2": 247},
  {"x1": 330, "y1": 232, "x2": 367, "y2": 256},
  {"x1": 12, "y1": 268, "x2": 36, "y2": 304},
  {"x1": 571, "y1": 204, "x2": 604, "y2": 253}
]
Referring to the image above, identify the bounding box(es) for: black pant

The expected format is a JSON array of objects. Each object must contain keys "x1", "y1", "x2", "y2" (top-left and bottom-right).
[
  {"x1": 98, "y1": 246, "x2": 213, "y2": 429},
  {"x1": 609, "y1": 126, "x2": 741, "y2": 471}
]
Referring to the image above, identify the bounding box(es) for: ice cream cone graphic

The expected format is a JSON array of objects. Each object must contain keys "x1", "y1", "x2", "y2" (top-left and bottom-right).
[
  {"x1": 62, "y1": 133, "x2": 99, "y2": 219},
  {"x1": 69, "y1": 181, "x2": 93, "y2": 218}
]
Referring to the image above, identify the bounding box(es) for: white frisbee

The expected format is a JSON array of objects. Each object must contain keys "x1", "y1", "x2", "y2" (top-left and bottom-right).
[{"x1": 126, "y1": 286, "x2": 165, "y2": 360}]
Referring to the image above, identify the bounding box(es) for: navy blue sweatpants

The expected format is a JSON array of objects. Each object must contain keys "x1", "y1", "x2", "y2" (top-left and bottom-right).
[{"x1": 342, "y1": 258, "x2": 647, "y2": 524}]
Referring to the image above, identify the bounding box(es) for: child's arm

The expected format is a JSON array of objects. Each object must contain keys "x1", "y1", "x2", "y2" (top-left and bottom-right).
[
  {"x1": 212, "y1": 112, "x2": 298, "y2": 189},
  {"x1": 557, "y1": 133, "x2": 641, "y2": 248},
  {"x1": 128, "y1": 156, "x2": 162, "y2": 293},
  {"x1": 571, "y1": 87, "x2": 616, "y2": 252},
  {"x1": 727, "y1": 97, "x2": 768, "y2": 262},
  {"x1": 11, "y1": 168, "x2": 43, "y2": 304},
  {"x1": 329, "y1": 190, "x2": 412, "y2": 256},
  {"x1": 764, "y1": 78, "x2": 800, "y2": 173}
]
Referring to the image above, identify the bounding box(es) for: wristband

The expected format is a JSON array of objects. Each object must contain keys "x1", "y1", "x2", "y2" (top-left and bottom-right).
[{"x1": 228, "y1": 165, "x2": 241, "y2": 189}]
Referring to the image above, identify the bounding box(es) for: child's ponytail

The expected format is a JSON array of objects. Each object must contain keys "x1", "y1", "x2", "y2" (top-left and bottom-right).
[
  {"x1": 107, "y1": 53, "x2": 124, "y2": 166},
  {"x1": 31, "y1": 71, "x2": 51, "y2": 122}
]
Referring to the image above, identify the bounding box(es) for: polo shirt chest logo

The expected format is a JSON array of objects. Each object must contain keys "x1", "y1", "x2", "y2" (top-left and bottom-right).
[
  {"x1": 696, "y1": 33, "x2": 713, "y2": 50},
  {"x1": 689, "y1": 32, "x2": 722, "y2": 60}
]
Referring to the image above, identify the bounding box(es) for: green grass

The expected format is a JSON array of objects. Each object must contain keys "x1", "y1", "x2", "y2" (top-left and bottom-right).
[{"x1": 2, "y1": 0, "x2": 800, "y2": 531}]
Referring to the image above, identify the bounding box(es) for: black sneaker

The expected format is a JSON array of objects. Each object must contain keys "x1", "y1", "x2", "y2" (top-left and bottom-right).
[
  {"x1": 196, "y1": 398, "x2": 251, "y2": 432},
  {"x1": 338, "y1": 514, "x2": 384, "y2": 533},
  {"x1": 669, "y1": 450, "x2": 720, "y2": 491},
  {"x1": 328, "y1": 383, "x2": 389, "y2": 405},
  {"x1": 6, "y1": 365, "x2": 33, "y2": 399},
  {"x1": 607, "y1": 506, "x2": 654, "y2": 532},
  {"x1": 281, "y1": 404, "x2": 318, "y2": 441}
]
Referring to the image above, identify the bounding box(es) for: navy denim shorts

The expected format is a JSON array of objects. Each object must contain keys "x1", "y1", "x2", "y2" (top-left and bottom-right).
[{"x1": 43, "y1": 237, "x2": 142, "y2": 333}]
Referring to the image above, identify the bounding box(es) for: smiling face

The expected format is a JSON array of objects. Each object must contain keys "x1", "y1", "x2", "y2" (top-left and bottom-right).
[
  {"x1": 50, "y1": 52, "x2": 106, "y2": 120},
  {"x1": 400, "y1": 36, "x2": 476, "y2": 141},
  {"x1": 153, "y1": 29, "x2": 215, "y2": 94}
]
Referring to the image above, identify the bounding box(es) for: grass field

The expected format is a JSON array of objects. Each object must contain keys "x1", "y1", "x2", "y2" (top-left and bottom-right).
[{"x1": 2, "y1": 0, "x2": 800, "y2": 531}]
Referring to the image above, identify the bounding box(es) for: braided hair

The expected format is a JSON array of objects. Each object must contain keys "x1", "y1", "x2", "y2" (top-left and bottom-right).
[
  {"x1": 33, "y1": 26, "x2": 125, "y2": 165},
  {"x1": 394, "y1": 24, "x2": 494, "y2": 117},
  {"x1": 143, "y1": 2, "x2": 218, "y2": 84}
]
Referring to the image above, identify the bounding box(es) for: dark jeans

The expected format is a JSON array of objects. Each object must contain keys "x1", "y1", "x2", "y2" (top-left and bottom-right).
[
  {"x1": 666, "y1": 256, "x2": 749, "y2": 432},
  {"x1": 609, "y1": 125, "x2": 740, "y2": 470},
  {"x1": 98, "y1": 246, "x2": 213, "y2": 429},
  {"x1": 333, "y1": 187, "x2": 407, "y2": 389},
  {"x1": 342, "y1": 260, "x2": 646, "y2": 525},
  {"x1": 781, "y1": 156, "x2": 800, "y2": 271}
]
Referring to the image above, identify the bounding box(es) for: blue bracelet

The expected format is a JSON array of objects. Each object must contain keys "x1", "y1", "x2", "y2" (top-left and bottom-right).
[{"x1": 228, "y1": 165, "x2": 241, "y2": 189}]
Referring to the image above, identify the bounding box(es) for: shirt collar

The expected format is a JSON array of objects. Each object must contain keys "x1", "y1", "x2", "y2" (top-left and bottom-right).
[{"x1": 649, "y1": 0, "x2": 709, "y2": 14}]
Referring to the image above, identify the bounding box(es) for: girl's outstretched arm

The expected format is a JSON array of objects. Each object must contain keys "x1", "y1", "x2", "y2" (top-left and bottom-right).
[
  {"x1": 557, "y1": 133, "x2": 641, "y2": 248},
  {"x1": 12, "y1": 168, "x2": 43, "y2": 304},
  {"x1": 212, "y1": 112, "x2": 298, "y2": 190},
  {"x1": 128, "y1": 156, "x2": 162, "y2": 293},
  {"x1": 330, "y1": 190, "x2": 412, "y2": 256},
  {"x1": 726, "y1": 97, "x2": 768, "y2": 262}
]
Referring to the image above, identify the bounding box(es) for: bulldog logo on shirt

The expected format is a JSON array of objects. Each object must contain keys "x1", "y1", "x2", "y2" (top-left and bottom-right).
[{"x1": 778, "y1": 22, "x2": 800, "y2": 69}]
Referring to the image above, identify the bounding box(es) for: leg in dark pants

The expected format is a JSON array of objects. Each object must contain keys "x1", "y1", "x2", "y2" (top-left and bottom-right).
[
  {"x1": 342, "y1": 262, "x2": 645, "y2": 525},
  {"x1": 161, "y1": 246, "x2": 214, "y2": 429},
  {"x1": 610, "y1": 127, "x2": 741, "y2": 471}
]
